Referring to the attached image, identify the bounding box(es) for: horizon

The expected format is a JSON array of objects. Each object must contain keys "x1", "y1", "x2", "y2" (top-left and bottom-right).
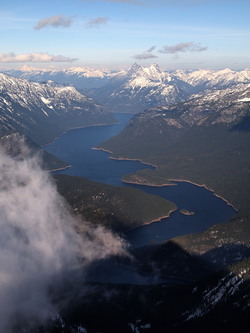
[
  {"x1": 1, "y1": 0, "x2": 250, "y2": 71},
  {"x1": 1, "y1": 63, "x2": 250, "y2": 73}
]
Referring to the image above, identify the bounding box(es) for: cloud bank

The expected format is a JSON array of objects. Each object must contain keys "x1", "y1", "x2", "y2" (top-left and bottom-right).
[
  {"x1": 86, "y1": 16, "x2": 109, "y2": 28},
  {"x1": 34, "y1": 15, "x2": 73, "y2": 30},
  {"x1": 134, "y1": 42, "x2": 207, "y2": 60},
  {"x1": 134, "y1": 45, "x2": 158, "y2": 60},
  {"x1": 134, "y1": 53, "x2": 158, "y2": 60},
  {"x1": 0, "y1": 147, "x2": 127, "y2": 331},
  {"x1": 159, "y1": 42, "x2": 207, "y2": 54},
  {"x1": 0, "y1": 52, "x2": 77, "y2": 63}
]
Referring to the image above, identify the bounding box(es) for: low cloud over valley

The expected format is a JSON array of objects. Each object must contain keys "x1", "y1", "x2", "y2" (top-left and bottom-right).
[{"x1": 0, "y1": 147, "x2": 127, "y2": 331}]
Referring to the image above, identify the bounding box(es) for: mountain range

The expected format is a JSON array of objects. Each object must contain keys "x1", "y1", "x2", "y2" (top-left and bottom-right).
[
  {"x1": 4, "y1": 64, "x2": 250, "y2": 114},
  {"x1": 173, "y1": 67, "x2": 250, "y2": 89},
  {"x1": 1, "y1": 64, "x2": 250, "y2": 332},
  {"x1": 98, "y1": 71, "x2": 250, "y2": 216},
  {"x1": 0, "y1": 73, "x2": 115, "y2": 145}
]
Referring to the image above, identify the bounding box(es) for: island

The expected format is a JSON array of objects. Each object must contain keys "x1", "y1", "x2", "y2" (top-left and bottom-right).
[{"x1": 180, "y1": 209, "x2": 195, "y2": 216}]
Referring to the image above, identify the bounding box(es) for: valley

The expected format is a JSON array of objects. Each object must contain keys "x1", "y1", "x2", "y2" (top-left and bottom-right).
[
  {"x1": 0, "y1": 64, "x2": 249, "y2": 332},
  {"x1": 44, "y1": 115, "x2": 236, "y2": 246}
]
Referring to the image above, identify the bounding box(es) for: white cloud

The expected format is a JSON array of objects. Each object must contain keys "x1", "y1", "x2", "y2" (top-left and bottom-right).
[
  {"x1": 134, "y1": 53, "x2": 158, "y2": 60},
  {"x1": 0, "y1": 52, "x2": 78, "y2": 63},
  {"x1": 0, "y1": 146, "x2": 127, "y2": 331},
  {"x1": 86, "y1": 17, "x2": 109, "y2": 28},
  {"x1": 159, "y1": 42, "x2": 208, "y2": 54},
  {"x1": 146, "y1": 46, "x2": 156, "y2": 53},
  {"x1": 34, "y1": 15, "x2": 73, "y2": 30},
  {"x1": 133, "y1": 45, "x2": 158, "y2": 60}
]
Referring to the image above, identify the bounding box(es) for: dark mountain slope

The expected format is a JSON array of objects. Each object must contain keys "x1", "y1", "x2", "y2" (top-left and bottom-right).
[
  {"x1": 0, "y1": 73, "x2": 115, "y2": 145},
  {"x1": 41, "y1": 246, "x2": 250, "y2": 333},
  {"x1": 53, "y1": 174, "x2": 176, "y2": 233},
  {"x1": 0, "y1": 132, "x2": 68, "y2": 171},
  {"x1": 99, "y1": 84, "x2": 250, "y2": 215}
]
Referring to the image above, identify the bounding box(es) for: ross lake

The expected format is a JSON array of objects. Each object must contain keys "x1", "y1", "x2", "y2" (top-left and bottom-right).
[{"x1": 44, "y1": 113, "x2": 236, "y2": 249}]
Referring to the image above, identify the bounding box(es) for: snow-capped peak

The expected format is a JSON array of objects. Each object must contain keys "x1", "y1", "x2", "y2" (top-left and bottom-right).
[
  {"x1": 126, "y1": 63, "x2": 143, "y2": 77},
  {"x1": 65, "y1": 67, "x2": 109, "y2": 78},
  {"x1": 126, "y1": 63, "x2": 169, "y2": 83}
]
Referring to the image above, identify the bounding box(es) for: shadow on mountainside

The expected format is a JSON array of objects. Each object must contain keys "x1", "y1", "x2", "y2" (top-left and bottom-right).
[
  {"x1": 46, "y1": 240, "x2": 250, "y2": 333},
  {"x1": 231, "y1": 115, "x2": 250, "y2": 132},
  {"x1": 131, "y1": 241, "x2": 250, "y2": 282}
]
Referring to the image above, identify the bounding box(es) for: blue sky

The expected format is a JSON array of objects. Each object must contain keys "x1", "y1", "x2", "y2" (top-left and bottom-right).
[{"x1": 1, "y1": 0, "x2": 250, "y2": 70}]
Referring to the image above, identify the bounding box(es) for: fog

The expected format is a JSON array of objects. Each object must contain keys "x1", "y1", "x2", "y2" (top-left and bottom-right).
[{"x1": 0, "y1": 148, "x2": 127, "y2": 331}]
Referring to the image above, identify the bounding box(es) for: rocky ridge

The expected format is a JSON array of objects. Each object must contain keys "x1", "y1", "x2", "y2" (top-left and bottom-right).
[{"x1": 0, "y1": 73, "x2": 114, "y2": 144}]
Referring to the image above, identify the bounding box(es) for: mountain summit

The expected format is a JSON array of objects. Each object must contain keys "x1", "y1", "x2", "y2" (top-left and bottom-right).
[{"x1": 88, "y1": 63, "x2": 194, "y2": 113}]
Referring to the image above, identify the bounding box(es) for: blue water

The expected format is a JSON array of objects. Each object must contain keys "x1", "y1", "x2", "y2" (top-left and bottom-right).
[
  {"x1": 126, "y1": 182, "x2": 235, "y2": 247},
  {"x1": 45, "y1": 113, "x2": 154, "y2": 186},
  {"x1": 44, "y1": 113, "x2": 236, "y2": 248}
]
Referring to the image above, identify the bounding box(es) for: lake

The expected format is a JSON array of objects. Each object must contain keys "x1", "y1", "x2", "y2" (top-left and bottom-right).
[{"x1": 44, "y1": 113, "x2": 236, "y2": 249}]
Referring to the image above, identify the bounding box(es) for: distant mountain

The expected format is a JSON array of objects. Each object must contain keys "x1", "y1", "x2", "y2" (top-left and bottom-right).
[
  {"x1": 2, "y1": 66, "x2": 250, "y2": 333},
  {"x1": 4, "y1": 64, "x2": 250, "y2": 114},
  {"x1": 3, "y1": 64, "x2": 195, "y2": 113},
  {"x1": 3, "y1": 66, "x2": 124, "y2": 89},
  {"x1": 88, "y1": 63, "x2": 195, "y2": 113},
  {"x1": 99, "y1": 82, "x2": 250, "y2": 153},
  {"x1": 0, "y1": 73, "x2": 115, "y2": 145},
  {"x1": 173, "y1": 68, "x2": 250, "y2": 90}
]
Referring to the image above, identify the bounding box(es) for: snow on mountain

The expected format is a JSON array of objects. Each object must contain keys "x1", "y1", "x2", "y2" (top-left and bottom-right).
[
  {"x1": 89, "y1": 63, "x2": 194, "y2": 113},
  {"x1": 0, "y1": 72, "x2": 92, "y2": 112},
  {"x1": 3, "y1": 64, "x2": 250, "y2": 115},
  {"x1": 4, "y1": 64, "x2": 250, "y2": 92},
  {"x1": 173, "y1": 68, "x2": 250, "y2": 89},
  {"x1": 136, "y1": 82, "x2": 250, "y2": 128},
  {"x1": 2, "y1": 67, "x2": 125, "y2": 89},
  {"x1": 0, "y1": 73, "x2": 114, "y2": 144},
  {"x1": 183, "y1": 263, "x2": 250, "y2": 325},
  {"x1": 182, "y1": 83, "x2": 250, "y2": 126},
  {"x1": 126, "y1": 63, "x2": 168, "y2": 83},
  {"x1": 64, "y1": 67, "x2": 109, "y2": 78}
]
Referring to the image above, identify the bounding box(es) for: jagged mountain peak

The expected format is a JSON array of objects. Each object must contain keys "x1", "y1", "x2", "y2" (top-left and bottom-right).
[
  {"x1": 126, "y1": 63, "x2": 143, "y2": 77},
  {"x1": 126, "y1": 63, "x2": 167, "y2": 83},
  {"x1": 86, "y1": 63, "x2": 194, "y2": 113}
]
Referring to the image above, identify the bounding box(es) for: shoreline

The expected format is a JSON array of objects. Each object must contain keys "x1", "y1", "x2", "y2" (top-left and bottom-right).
[
  {"x1": 127, "y1": 208, "x2": 177, "y2": 232},
  {"x1": 147, "y1": 208, "x2": 177, "y2": 224},
  {"x1": 180, "y1": 209, "x2": 195, "y2": 216},
  {"x1": 122, "y1": 178, "x2": 177, "y2": 187},
  {"x1": 94, "y1": 147, "x2": 238, "y2": 212},
  {"x1": 168, "y1": 178, "x2": 238, "y2": 211},
  {"x1": 43, "y1": 121, "x2": 238, "y2": 214},
  {"x1": 43, "y1": 121, "x2": 118, "y2": 147},
  {"x1": 47, "y1": 164, "x2": 71, "y2": 172},
  {"x1": 93, "y1": 147, "x2": 158, "y2": 169},
  {"x1": 125, "y1": 175, "x2": 238, "y2": 212}
]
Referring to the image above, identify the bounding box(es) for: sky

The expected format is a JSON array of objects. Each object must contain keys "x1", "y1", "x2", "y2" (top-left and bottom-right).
[{"x1": 1, "y1": 0, "x2": 250, "y2": 70}]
